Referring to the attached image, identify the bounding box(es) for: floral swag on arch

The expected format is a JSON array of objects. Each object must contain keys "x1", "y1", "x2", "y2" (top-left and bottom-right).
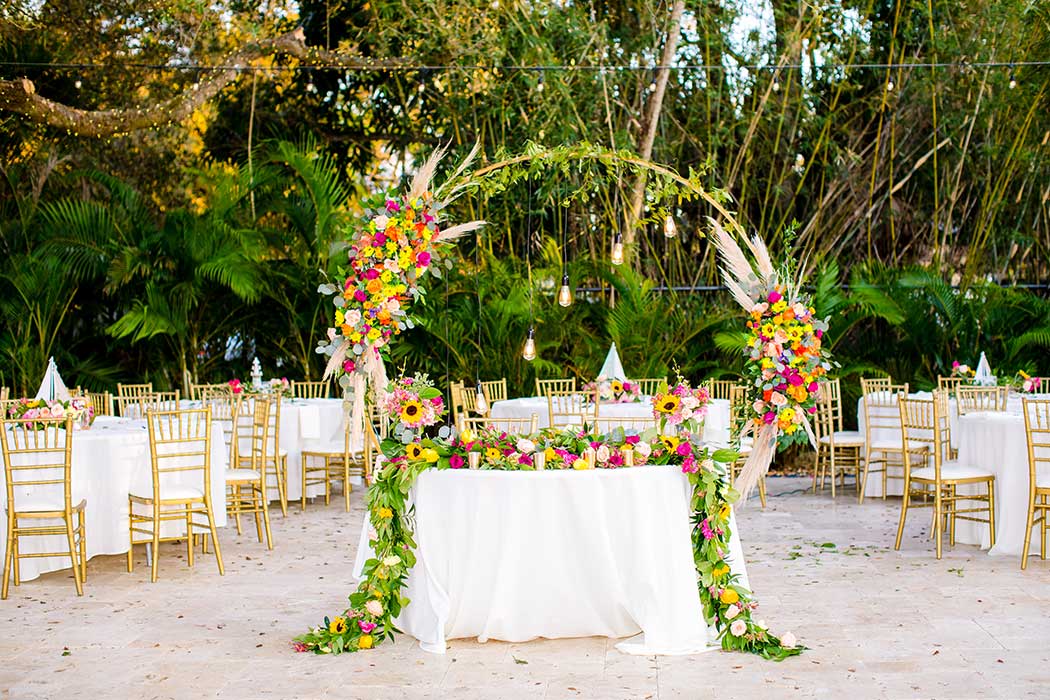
[{"x1": 299, "y1": 145, "x2": 806, "y2": 661}]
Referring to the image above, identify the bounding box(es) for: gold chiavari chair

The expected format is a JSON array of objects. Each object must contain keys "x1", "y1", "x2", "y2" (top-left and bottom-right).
[
  {"x1": 301, "y1": 411, "x2": 367, "y2": 512},
  {"x1": 226, "y1": 398, "x2": 273, "y2": 548},
  {"x1": 936, "y1": 375, "x2": 969, "y2": 396},
  {"x1": 479, "y1": 379, "x2": 508, "y2": 404},
  {"x1": 189, "y1": 382, "x2": 229, "y2": 401},
  {"x1": 291, "y1": 380, "x2": 330, "y2": 399},
  {"x1": 812, "y1": 379, "x2": 865, "y2": 499},
  {"x1": 536, "y1": 378, "x2": 576, "y2": 397},
  {"x1": 547, "y1": 390, "x2": 597, "y2": 429},
  {"x1": 449, "y1": 381, "x2": 467, "y2": 426},
  {"x1": 84, "y1": 391, "x2": 114, "y2": 417},
  {"x1": 1021, "y1": 399, "x2": 1050, "y2": 570},
  {"x1": 1, "y1": 415, "x2": 86, "y2": 598},
  {"x1": 956, "y1": 385, "x2": 1009, "y2": 415},
  {"x1": 706, "y1": 378, "x2": 739, "y2": 401},
  {"x1": 634, "y1": 378, "x2": 666, "y2": 397},
  {"x1": 0, "y1": 387, "x2": 8, "y2": 403},
  {"x1": 459, "y1": 381, "x2": 481, "y2": 415},
  {"x1": 128, "y1": 408, "x2": 224, "y2": 582},
  {"x1": 594, "y1": 414, "x2": 660, "y2": 435},
  {"x1": 125, "y1": 390, "x2": 181, "y2": 419},
  {"x1": 727, "y1": 385, "x2": 766, "y2": 508},
  {"x1": 895, "y1": 392, "x2": 995, "y2": 559},
  {"x1": 116, "y1": 383, "x2": 154, "y2": 417},
  {"x1": 860, "y1": 378, "x2": 910, "y2": 500},
  {"x1": 459, "y1": 414, "x2": 538, "y2": 436},
  {"x1": 237, "y1": 396, "x2": 289, "y2": 517},
  {"x1": 1029, "y1": 377, "x2": 1050, "y2": 394}
]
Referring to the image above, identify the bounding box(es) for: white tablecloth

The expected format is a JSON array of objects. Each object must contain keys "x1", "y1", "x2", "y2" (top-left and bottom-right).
[
  {"x1": 352, "y1": 466, "x2": 750, "y2": 655},
  {"x1": 954, "y1": 411, "x2": 1050, "y2": 556},
  {"x1": 490, "y1": 397, "x2": 731, "y2": 445},
  {"x1": 1, "y1": 416, "x2": 227, "y2": 582}
]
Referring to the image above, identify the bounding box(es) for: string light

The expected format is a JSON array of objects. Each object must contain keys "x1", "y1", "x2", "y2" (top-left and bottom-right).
[
  {"x1": 535, "y1": 69, "x2": 545, "y2": 92},
  {"x1": 771, "y1": 69, "x2": 781, "y2": 92},
  {"x1": 522, "y1": 327, "x2": 537, "y2": 361},
  {"x1": 886, "y1": 78, "x2": 895, "y2": 92},
  {"x1": 74, "y1": 79, "x2": 82, "y2": 89},
  {"x1": 522, "y1": 177, "x2": 538, "y2": 362},
  {"x1": 663, "y1": 214, "x2": 677, "y2": 239},
  {"x1": 474, "y1": 380, "x2": 489, "y2": 414},
  {"x1": 306, "y1": 69, "x2": 317, "y2": 93},
  {"x1": 1009, "y1": 64, "x2": 1017, "y2": 89},
  {"x1": 558, "y1": 272, "x2": 573, "y2": 307},
  {"x1": 611, "y1": 231, "x2": 624, "y2": 266},
  {"x1": 557, "y1": 196, "x2": 572, "y2": 307}
]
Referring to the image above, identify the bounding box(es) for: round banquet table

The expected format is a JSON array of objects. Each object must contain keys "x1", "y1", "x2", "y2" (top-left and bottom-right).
[
  {"x1": 0, "y1": 416, "x2": 227, "y2": 582},
  {"x1": 953, "y1": 411, "x2": 1049, "y2": 556},
  {"x1": 490, "y1": 396, "x2": 731, "y2": 445},
  {"x1": 353, "y1": 465, "x2": 749, "y2": 655}
]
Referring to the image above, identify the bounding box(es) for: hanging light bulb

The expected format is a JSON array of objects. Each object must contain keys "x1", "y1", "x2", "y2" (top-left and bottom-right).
[
  {"x1": 611, "y1": 232, "x2": 624, "y2": 266},
  {"x1": 522, "y1": 327, "x2": 537, "y2": 361},
  {"x1": 771, "y1": 71, "x2": 781, "y2": 92},
  {"x1": 74, "y1": 78, "x2": 82, "y2": 89},
  {"x1": 886, "y1": 79, "x2": 895, "y2": 92},
  {"x1": 474, "y1": 380, "x2": 489, "y2": 414},
  {"x1": 1008, "y1": 65, "x2": 1017, "y2": 89},
  {"x1": 536, "y1": 71, "x2": 545, "y2": 92},
  {"x1": 557, "y1": 272, "x2": 573, "y2": 307},
  {"x1": 663, "y1": 214, "x2": 677, "y2": 239}
]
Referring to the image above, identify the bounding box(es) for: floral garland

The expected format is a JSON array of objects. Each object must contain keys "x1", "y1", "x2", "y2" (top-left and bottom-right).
[
  {"x1": 294, "y1": 392, "x2": 801, "y2": 660},
  {"x1": 6, "y1": 397, "x2": 94, "y2": 429},
  {"x1": 581, "y1": 377, "x2": 644, "y2": 404}
]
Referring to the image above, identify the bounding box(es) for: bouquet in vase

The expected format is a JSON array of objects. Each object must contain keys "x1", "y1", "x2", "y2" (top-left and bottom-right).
[
  {"x1": 581, "y1": 376, "x2": 643, "y2": 404},
  {"x1": 379, "y1": 373, "x2": 446, "y2": 442},
  {"x1": 652, "y1": 376, "x2": 711, "y2": 434}
]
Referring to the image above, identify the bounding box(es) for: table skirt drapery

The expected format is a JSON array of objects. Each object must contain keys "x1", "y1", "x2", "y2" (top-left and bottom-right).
[
  {"x1": 1, "y1": 416, "x2": 227, "y2": 582},
  {"x1": 353, "y1": 465, "x2": 750, "y2": 655}
]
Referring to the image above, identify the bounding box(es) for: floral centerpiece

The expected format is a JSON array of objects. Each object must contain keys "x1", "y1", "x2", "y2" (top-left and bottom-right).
[
  {"x1": 6, "y1": 397, "x2": 94, "y2": 429},
  {"x1": 711, "y1": 222, "x2": 832, "y2": 498},
  {"x1": 378, "y1": 373, "x2": 445, "y2": 442},
  {"x1": 294, "y1": 417, "x2": 801, "y2": 660},
  {"x1": 651, "y1": 375, "x2": 711, "y2": 434},
  {"x1": 581, "y1": 376, "x2": 643, "y2": 404},
  {"x1": 1016, "y1": 370, "x2": 1043, "y2": 393},
  {"x1": 950, "y1": 361, "x2": 975, "y2": 380},
  {"x1": 227, "y1": 377, "x2": 290, "y2": 396}
]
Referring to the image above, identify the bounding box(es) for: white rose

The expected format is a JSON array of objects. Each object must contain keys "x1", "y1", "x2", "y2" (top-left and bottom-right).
[
  {"x1": 595, "y1": 445, "x2": 611, "y2": 464},
  {"x1": 516, "y1": 438, "x2": 536, "y2": 454},
  {"x1": 725, "y1": 604, "x2": 741, "y2": 620},
  {"x1": 346, "y1": 309, "x2": 362, "y2": 325},
  {"x1": 385, "y1": 298, "x2": 401, "y2": 313},
  {"x1": 682, "y1": 396, "x2": 699, "y2": 410},
  {"x1": 755, "y1": 619, "x2": 768, "y2": 630},
  {"x1": 635, "y1": 442, "x2": 652, "y2": 458},
  {"x1": 384, "y1": 259, "x2": 400, "y2": 273},
  {"x1": 374, "y1": 214, "x2": 389, "y2": 230},
  {"x1": 365, "y1": 600, "x2": 383, "y2": 616},
  {"x1": 792, "y1": 303, "x2": 807, "y2": 317},
  {"x1": 382, "y1": 555, "x2": 401, "y2": 567},
  {"x1": 730, "y1": 619, "x2": 747, "y2": 637},
  {"x1": 49, "y1": 404, "x2": 66, "y2": 419},
  {"x1": 780, "y1": 631, "x2": 796, "y2": 648},
  {"x1": 770, "y1": 392, "x2": 788, "y2": 408}
]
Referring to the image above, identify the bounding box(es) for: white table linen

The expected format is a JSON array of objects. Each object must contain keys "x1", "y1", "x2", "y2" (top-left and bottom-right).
[
  {"x1": 490, "y1": 397, "x2": 731, "y2": 445},
  {"x1": 352, "y1": 466, "x2": 749, "y2": 655},
  {"x1": 1, "y1": 416, "x2": 227, "y2": 582},
  {"x1": 954, "y1": 411, "x2": 1050, "y2": 555}
]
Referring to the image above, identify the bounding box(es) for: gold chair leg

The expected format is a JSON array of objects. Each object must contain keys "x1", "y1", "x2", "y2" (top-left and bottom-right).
[
  {"x1": 324, "y1": 458, "x2": 331, "y2": 506},
  {"x1": 260, "y1": 482, "x2": 273, "y2": 550},
  {"x1": 79, "y1": 510, "x2": 87, "y2": 582},
  {"x1": 812, "y1": 448, "x2": 820, "y2": 493},
  {"x1": 233, "y1": 485, "x2": 244, "y2": 535},
  {"x1": 987, "y1": 479, "x2": 996, "y2": 549},
  {"x1": 64, "y1": 516, "x2": 84, "y2": 596},
  {"x1": 949, "y1": 485, "x2": 957, "y2": 548},
  {"x1": 934, "y1": 490, "x2": 944, "y2": 560},
  {"x1": 206, "y1": 504, "x2": 224, "y2": 576},
  {"x1": 252, "y1": 484, "x2": 264, "y2": 543},
  {"x1": 186, "y1": 509, "x2": 194, "y2": 568},
  {"x1": 894, "y1": 484, "x2": 910, "y2": 551},
  {"x1": 150, "y1": 508, "x2": 162, "y2": 583},
  {"x1": 2, "y1": 524, "x2": 13, "y2": 600},
  {"x1": 277, "y1": 456, "x2": 288, "y2": 517},
  {"x1": 344, "y1": 462, "x2": 351, "y2": 513},
  {"x1": 12, "y1": 533, "x2": 19, "y2": 586},
  {"x1": 128, "y1": 500, "x2": 135, "y2": 574},
  {"x1": 301, "y1": 455, "x2": 308, "y2": 511}
]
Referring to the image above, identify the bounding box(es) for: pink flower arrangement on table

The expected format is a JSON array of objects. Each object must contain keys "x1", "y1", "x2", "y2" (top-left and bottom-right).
[
  {"x1": 7, "y1": 397, "x2": 93, "y2": 429},
  {"x1": 378, "y1": 373, "x2": 445, "y2": 441},
  {"x1": 1017, "y1": 371, "x2": 1042, "y2": 394},
  {"x1": 651, "y1": 376, "x2": 711, "y2": 432},
  {"x1": 581, "y1": 377, "x2": 644, "y2": 404},
  {"x1": 950, "y1": 360, "x2": 975, "y2": 379}
]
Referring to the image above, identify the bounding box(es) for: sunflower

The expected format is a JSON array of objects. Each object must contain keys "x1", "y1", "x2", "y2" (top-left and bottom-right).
[
  {"x1": 405, "y1": 443, "x2": 423, "y2": 460},
  {"x1": 659, "y1": 435, "x2": 680, "y2": 452},
  {"x1": 400, "y1": 401, "x2": 423, "y2": 424},
  {"x1": 328, "y1": 617, "x2": 348, "y2": 634},
  {"x1": 610, "y1": 380, "x2": 624, "y2": 394},
  {"x1": 655, "y1": 394, "x2": 680, "y2": 414}
]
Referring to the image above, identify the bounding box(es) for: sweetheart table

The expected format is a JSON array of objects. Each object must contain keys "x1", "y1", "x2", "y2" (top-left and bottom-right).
[{"x1": 352, "y1": 465, "x2": 750, "y2": 655}]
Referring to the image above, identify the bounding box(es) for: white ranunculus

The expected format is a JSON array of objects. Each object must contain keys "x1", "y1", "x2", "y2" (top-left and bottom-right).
[
  {"x1": 382, "y1": 555, "x2": 401, "y2": 567},
  {"x1": 635, "y1": 441, "x2": 652, "y2": 458},
  {"x1": 730, "y1": 619, "x2": 747, "y2": 637},
  {"x1": 780, "y1": 631, "x2": 796, "y2": 648},
  {"x1": 365, "y1": 600, "x2": 383, "y2": 617},
  {"x1": 724, "y1": 604, "x2": 741, "y2": 620},
  {"x1": 595, "y1": 445, "x2": 611, "y2": 463},
  {"x1": 373, "y1": 215, "x2": 389, "y2": 230},
  {"x1": 516, "y1": 438, "x2": 536, "y2": 454}
]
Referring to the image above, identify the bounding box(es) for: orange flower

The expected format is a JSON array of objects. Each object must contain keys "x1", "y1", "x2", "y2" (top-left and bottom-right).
[{"x1": 366, "y1": 278, "x2": 383, "y2": 294}]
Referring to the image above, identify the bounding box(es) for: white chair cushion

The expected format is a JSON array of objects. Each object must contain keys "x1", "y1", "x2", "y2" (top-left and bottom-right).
[
  {"x1": 226, "y1": 468, "x2": 262, "y2": 482},
  {"x1": 912, "y1": 461, "x2": 993, "y2": 481},
  {"x1": 130, "y1": 484, "x2": 204, "y2": 501},
  {"x1": 819, "y1": 430, "x2": 864, "y2": 446},
  {"x1": 1037, "y1": 473, "x2": 1050, "y2": 490},
  {"x1": 8, "y1": 496, "x2": 65, "y2": 513},
  {"x1": 870, "y1": 439, "x2": 926, "y2": 452}
]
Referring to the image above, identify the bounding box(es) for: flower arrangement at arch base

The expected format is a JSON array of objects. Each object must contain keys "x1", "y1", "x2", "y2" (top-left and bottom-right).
[{"x1": 293, "y1": 375, "x2": 801, "y2": 661}]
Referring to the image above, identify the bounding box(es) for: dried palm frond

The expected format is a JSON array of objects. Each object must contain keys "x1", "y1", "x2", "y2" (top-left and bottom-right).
[
  {"x1": 435, "y1": 219, "x2": 486, "y2": 242},
  {"x1": 408, "y1": 144, "x2": 447, "y2": 202}
]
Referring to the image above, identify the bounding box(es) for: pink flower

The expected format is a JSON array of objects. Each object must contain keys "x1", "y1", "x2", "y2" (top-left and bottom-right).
[
  {"x1": 788, "y1": 373, "x2": 804, "y2": 386},
  {"x1": 449, "y1": 454, "x2": 465, "y2": 469},
  {"x1": 374, "y1": 232, "x2": 387, "y2": 245},
  {"x1": 725, "y1": 604, "x2": 741, "y2": 620},
  {"x1": 358, "y1": 620, "x2": 377, "y2": 633},
  {"x1": 416, "y1": 251, "x2": 431, "y2": 267},
  {"x1": 625, "y1": 435, "x2": 640, "y2": 445},
  {"x1": 607, "y1": 453, "x2": 624, "y2": 467},
  {"x1": 365, "y1": 600, "x2": 383, "y2": 617},
  {"x1": 952, "y1": 360, "x2": 960, "y2": 369},
  {"x1": 763, "y1": 411, "x2": 777, "y2": 424},
  {"x1": 343, "y1": 359, "x2": 356, "y2": 373},
  {"x1": 354, "y1": 289, "x2": 367, "y2": 302},
  {"x1": 730, "y1": 619, "x2": 747, "y2": 637},
  {"x1": 780, "y1": 631, "x2": 797, "y2": 648},
  {"x1": 517, "y1": 454, "x2": 533, "y2": 466},
  {"x1": 770, "y1": 392, "x2": 788, "y2": 407},
  {"x1": 676, "y1": 442, "x2": 692, "y2": 457},
  {"x1": 292, "y1": 642, "x2": 309, "y2": 653},
  {"x1": 768, "y1": 290, "x2": 782, "y2": 304},
  {"x1": 364, "y1": 268, "x2": 380, "y2": 280},
  {"x1": 681, "y1": 456, "x2": 698, "y2": 474},
  {"x1": 385, "y1": 199, "x2": 400, "y2": 212},
  {"x1": 700, "y1": 518, "x2": 717, "y2": 538}
]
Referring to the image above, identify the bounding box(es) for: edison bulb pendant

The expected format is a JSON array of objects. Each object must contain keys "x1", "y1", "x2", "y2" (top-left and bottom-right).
[
  {"x1": 475, "y1": 382, "x2": 489, "y2": 414},
  {"x1": 522, "y1": 327, "x2": 537, "y2": 361},
  {"x1": 611, "y1": 236, "x2": 624, "y2": 266},
  {"x1": 663, "y1": 215, "x2": 677, "y2": 239},
  {"x1": 557, "y1": 273, "x2": 573, "y2": 307}
]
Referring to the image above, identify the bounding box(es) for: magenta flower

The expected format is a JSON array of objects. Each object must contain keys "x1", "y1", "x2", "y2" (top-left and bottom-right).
[
  {"x1": 518, "y1": 454, "x2": 534, "y2": 466},
  {"x1": 701, "y1": 518, "x2": 717, "y2": 540},
  {"x1": 364, "y1": 268, "x2": 380, "y2": 280},
  {"x1": 676, "y1": 442, "x2": 692, "y2": 457},
  {"x1": 416, "y1": 251, "x2": 431, "y2": 267},
  {"x1": 449, "y1": 453, "x2": 465, "y2": 469},
  {"x1": 358, "y1": 620, "x2": 377, "y2": 633},
  {"x1": 608, "y1": 453, "x2": 624, "y2": 467},
  {"x1": 386, "y1": 199, "x2": 400, "y2": 212},
  {"x1": 292, "y1": 642, "x2": 309, "y2": 653},
  {"x1": 374, "y1": 232, "x2": 387, "y2": 245},
  {"x1": 354, "y1": 290, "x2": 367, "y2": 302},
  {"x1": 681, "y1": 456, "x2": 698, "y2": 473},
  {"x1": 768, "y1": 290, "x2": 782, "y2": 303},
  {"x1": 788, "y1": 373, "x2": 804, "y2": 386},
  {"x1": 763, "y1": 411, "x2": 777, "y2": 424},
  {"x1": 342, "y1": 359, "x2": 356, "y2": 373}
]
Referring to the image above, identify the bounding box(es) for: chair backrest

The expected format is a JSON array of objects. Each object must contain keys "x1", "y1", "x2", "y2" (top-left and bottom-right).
[
  {"x1": 116, "y1": 383, "x2": 154, "y2": 416},
  {"x1": 898, "y1": 391, "x2": 951, "y2": 482},
  {"x1": 479, "y1": 379, "x2": 508, "y2": 404},
  {"x1": 0, "y1": 387, "x2": 8, "y2": 402},
  {"x1": 536, "y1": 378, "x2": 575, "y2": 397},
  {"x1": 201, "y1": 391, "x2": 243, "y2": 469},
  {"x1": 547, "y1": 390, "x2": 595, "y2": 429},
  {"x1": 291, "y1": 380, "x2": 330, "y2": 399},
  {"x1": 0, "y1": 416, "x2": 74, "y2": 514},
  {"x1": 634, "y1": 378, "x2": 666, "y2": 397},
  {"x1": 821, "y1": 378, "x2": 845, "y2": 433},
  {"x1": 936, "y1": 375, "x2": 969, "y2": 395},
  {"x1": 1023, "y1": 399, "x2": 1050, "y2": 497},
  {"x1": 232, "y1": 398, "x2": 270, "y2": 476},
  {"x1": 145, "y1": 407, "x2": 213, "y2": 500},
  {"x1": 728, "y1": 384, "x2": 749, "y2": 445},
  {"x1": 706, "y1": 378, "x2": 738, "y2": 401},
  {"x1": 956, "y1": 385, "x2": 1008, "y2": 415},
  {"x1": 459, "y1": 381, "x2": 479, "y2": 414},
  {"x1": 448, "y1": 381, "x2": 466, "y2": 425},
  {"x1": 862, "y1": 380, "x2": 909, "y2": 436},
  {"x1": 593, "y1": 414, "x2": 659, "y2": 435},
  {"x1": 84, "y1": 391, "x2": 114, "y2": 417},
  {"x1": 189, "y1": 382, "x2": 229, "y2": 400},
  {"x1": 137, "y1": 390, "x2": 181, "y2": 415},
  {"x1": 460, "y1": 414, "x2": 538, "y2": 435}
]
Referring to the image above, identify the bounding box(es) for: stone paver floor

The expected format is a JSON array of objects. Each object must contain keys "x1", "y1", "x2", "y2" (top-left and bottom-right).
[{"x1": 2, "y1": 477, "x2": 1049, "y2": 699}]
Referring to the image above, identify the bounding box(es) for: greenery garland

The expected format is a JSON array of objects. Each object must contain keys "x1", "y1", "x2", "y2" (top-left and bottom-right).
[{"x1": 294, "y1": 419, "x2": 801, "y2": 660}]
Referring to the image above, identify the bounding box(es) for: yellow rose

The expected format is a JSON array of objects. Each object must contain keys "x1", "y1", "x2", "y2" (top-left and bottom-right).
[
  {"x1": 358, "y1": 635, "x2": 373, "y2": 649},
  {"x1": 572, "y1": 458, "x2": 590, "y2": 470},
  {"x1": 720, "y1": 588, "x2": 740, "y2": 605},
  {"x1": 376, "y1": 507, "x2": 393, "y2": 520},
  {"x1": 423, "y1": 448, "x2": 439, "y2": 463},
  {"x1": 544, "y1": 446, "x2": 557, "y2": 461},
  {"x1": 459, "y1": 428, "x2": 475, "y2": 444},
  {"x1": 712, "y1": 565, "x2": 730, "y2": 578}
]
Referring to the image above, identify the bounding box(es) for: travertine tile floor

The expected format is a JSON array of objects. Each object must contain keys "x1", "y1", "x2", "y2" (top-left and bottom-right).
[{"x1": 2, "y1": 477, "x2": 1049, "y2": 700}]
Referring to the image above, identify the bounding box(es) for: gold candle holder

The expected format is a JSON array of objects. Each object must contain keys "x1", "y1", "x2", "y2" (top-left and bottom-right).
[
  {"x1": 468, "y1": 451, "x2": 480, "y2": 470},
  {"x1": 621, "y1": 446, "x2": 634, "y2": 467},
  {"x1": 583, "y1": 446, "x2": 596, "y2": 469},
  {"x1": 534, "y1": 450, "x2": 546, "y2": 470}
]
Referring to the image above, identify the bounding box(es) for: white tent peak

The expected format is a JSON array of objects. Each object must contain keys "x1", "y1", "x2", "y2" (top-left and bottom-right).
[
  {"x1": 34, "y1": 357, "x2": 71, "y2": 401},
  {"x1": 598, "y1": 342, "x2": 628, "y2": 381}
]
